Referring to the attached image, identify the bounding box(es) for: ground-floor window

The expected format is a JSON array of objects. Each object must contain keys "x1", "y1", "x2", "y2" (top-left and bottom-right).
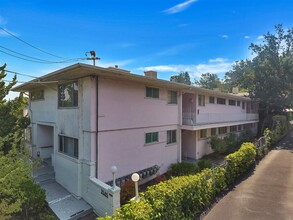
[
  {"x1": 211, "y1": 128, "x2": 217, "y2": 136},
  {"x1": 230, "y1": 125, "x2": 237, "y2": 132},
  {"x1": 145, "y1": 132, "x2": 159, "y2": 144},
  {"x1": 167, "y1": 130, "x2": 177, "y2": 144},
  {"x1": 218, "y1": 127, "x2": 227, "y2": 134},
  {"x1": 59, "y1": 135, "x2": 78, "y2": 158},
  {"x1": 200, "y1": 129, "x2": 207, "y2": 138}
]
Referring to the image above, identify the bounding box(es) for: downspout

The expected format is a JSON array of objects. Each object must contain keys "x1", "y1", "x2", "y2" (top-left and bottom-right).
[
  {"x1": 90, "y1": 76, "x2": 97, "y2": 177},
  {"x1": 96, "y1": 76, "x2": 99, "y2": 178}
]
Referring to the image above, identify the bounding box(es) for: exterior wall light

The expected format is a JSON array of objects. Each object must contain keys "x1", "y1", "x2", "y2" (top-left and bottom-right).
[
  {"x1": 111, "y1": 165, "x2": 117, "y2": 189},
  {"x1": 131, "y1": 173, "x2": 140, "y2": 201}
]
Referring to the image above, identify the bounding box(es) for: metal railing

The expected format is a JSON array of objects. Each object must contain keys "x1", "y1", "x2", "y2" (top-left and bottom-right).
[{"x1": 182, "y1": 112, "x2": 259, "y2": 126}]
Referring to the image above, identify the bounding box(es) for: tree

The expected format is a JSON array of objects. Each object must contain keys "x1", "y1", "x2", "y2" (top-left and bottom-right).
[
  {"x1": 0, "y1": 64, "x2": 49, "y2": 219},
  {"x1": 195, "y1": 73, "x2": 222, "y2": 89},
  {"x1": 0, "y1": 64, "x2": 16, "y2": 103},
  {"x1": 170, "y1": 71, "x2": 191, "y2": 85},
  {"x1": 225, "y1": 24, "x2": 293, "y2": 113}
]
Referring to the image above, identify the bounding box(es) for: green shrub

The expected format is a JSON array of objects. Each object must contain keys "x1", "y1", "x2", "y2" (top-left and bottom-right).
[
  {"x1": 144, "y1": 170, "x2": 215, "y2": 220},
  {"x1": 197, "y1": 160, "x2": 212, "y2": 171},
  {"x1": 212, "y1": 166, "x2": 227, "y2": 194},
  {"x1": 120, "y1": 180, "x2": 135, "y2": 205},
  {"x1": 100, "y1": 143, "x2": 258, "y2": 220},
  {"x1": 19, "y1": 179, "x2": 46, "y2": 219},
  {"x1": 210, "y1": 137, "x2": 227, "y2": 154},
  {"x1": 99, "y1": 199, "x2": 153, "y2": 220},
  {"x1": 225, "y1": 142, "x2": 256, "y2": 184},
  {"x1": 169, "y1": 162, "x2": 199, "y2": 177}
]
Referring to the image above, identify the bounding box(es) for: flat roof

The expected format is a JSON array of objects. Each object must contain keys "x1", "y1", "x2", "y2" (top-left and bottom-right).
[{"x1": 12, "y1": 63, "x2": 252, "y2": 101}]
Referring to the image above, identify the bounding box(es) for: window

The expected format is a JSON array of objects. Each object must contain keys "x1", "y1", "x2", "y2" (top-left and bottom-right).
[
  {"x1": 209, "y1": 96, "x2": 215, "y2": 104},
  {"x1": 59, "y1": 136, "x2": 78, "y2": 158},
  {"x1": 237, "y1": 101, "x2": 240, "y2": 106},
  {"x1": 230, "y1": 126, "x2": 237, "y2": 132},
  {"x1": 198, "y1": 95, "x2": 205, "y2": 106},
  {"x1": 228, "y1": 100, "x2": 236, "y2": 106},
  {"x1": 58, "y1": 82, "x2": 78, "y2": 107},
  {"x1": 24, "y1": 127, "x2": 32, "y2": 142},
  {"x1": 167, "y1": 130, "x2": 177, "y2": 144},
  {"x1": 242, "y1": 102, "x2": 245, "y2": 109},
  {"x1": 145, "y1": 132, "x2": 159, "y2": 144},
  {"x1": 146, "y1": 87, "x2": 159, "y2": 98},
  {"x1": 217, "y1": 98, "x2": 226, "y2": 105},
  {"x1": 200, "y1": 129, "x2": 207, "y2": 138},
  {"x1": 251, "y1": 102, "x2": 254, "y2": 110},
  {"x1": 31, "y1": 90, "x2": 44, "y2": 101},
  {"x1": 237, "y1": 125, "x2": 242, "y2": 131},
  {"x1": 218, "y1": 127, "x2": 227, "y2": 134},
  {"x1": 167, "y1": 91, "x2": 177, "y2": 104},
  {"x1": 211, "y1": 128, "x2": 217, "y2": 136}
]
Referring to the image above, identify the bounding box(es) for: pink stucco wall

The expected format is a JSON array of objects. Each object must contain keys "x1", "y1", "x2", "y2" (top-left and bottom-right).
[{"x1": 97, "y1": 77, "x2": 180, "y2": 181}]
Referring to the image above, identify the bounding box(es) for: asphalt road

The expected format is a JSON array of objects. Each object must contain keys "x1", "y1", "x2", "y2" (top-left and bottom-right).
[{"x1": 204, "y1": 130, "x2": 293, "y2": 220}]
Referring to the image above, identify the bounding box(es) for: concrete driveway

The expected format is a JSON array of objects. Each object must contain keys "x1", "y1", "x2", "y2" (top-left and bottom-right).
[{"x1": 204, "y1": 130, "x2": 293, "y2": 220}]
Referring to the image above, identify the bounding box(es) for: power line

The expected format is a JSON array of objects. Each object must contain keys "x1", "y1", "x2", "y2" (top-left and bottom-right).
[
  {"x1": 0, "y1": 27, "x2": 65, "y2": 59},
  {"x1": 5, "y1": 70, "x2": 38, "y2": 79},
  {"x1": 0, "y1": 48, "x2": 87, "y2": 64},
  {"x1": 0, "y1": 45, "x2": 58, "y2": 63}
]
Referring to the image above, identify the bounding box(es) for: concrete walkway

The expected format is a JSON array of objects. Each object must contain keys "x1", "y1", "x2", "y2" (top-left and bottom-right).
[
  {"x1": 204, "y1": 130, "x2": 293, "y2": 220},
  {"x1": 33, "y1": 159, "x2": 93, "y2": 220}
]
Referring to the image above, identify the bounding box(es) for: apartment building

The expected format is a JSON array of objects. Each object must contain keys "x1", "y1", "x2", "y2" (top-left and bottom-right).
[{"x1": 13, "y1": 63, "x2": 258, "y2": 216}]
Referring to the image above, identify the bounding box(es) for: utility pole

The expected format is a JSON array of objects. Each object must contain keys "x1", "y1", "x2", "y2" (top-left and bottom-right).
[{"x1": 85, "y1": 51, "x2": 100, "y2": 66}]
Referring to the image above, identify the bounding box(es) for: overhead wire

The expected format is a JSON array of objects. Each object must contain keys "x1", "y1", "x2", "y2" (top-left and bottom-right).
[
  {"x1": 0, "y1": 48, "x2": 87, "y2": 64},
  {"x1": 5, "y1": 69, "x2": 38, "y2": 79},
  {"x1": 0, "y1": 27, "x2": 65, "y2": 59},
  {"x1": 0, "y1": 45, "x2": 62, "y2": 63}
]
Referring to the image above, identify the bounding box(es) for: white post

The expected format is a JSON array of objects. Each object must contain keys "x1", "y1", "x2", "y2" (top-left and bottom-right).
[
  {"x1": 111, "y1": 166, "x2": 117, "y2": 189},
  {"x1": 131, "y1": 173, "x2": 140, "y2": 201}
]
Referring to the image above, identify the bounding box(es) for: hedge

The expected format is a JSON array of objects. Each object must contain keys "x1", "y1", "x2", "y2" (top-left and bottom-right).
[
  {"x1": 225, "y1": 142, "x2": 256, "y2": 185},
  {"x1": 98, "y1": 142, "x2": 256, "y2": 220}
]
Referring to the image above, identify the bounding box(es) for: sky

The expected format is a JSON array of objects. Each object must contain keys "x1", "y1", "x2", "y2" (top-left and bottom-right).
[{"x1": 1, "y1": 0, "x2": 293, "y2": 99}]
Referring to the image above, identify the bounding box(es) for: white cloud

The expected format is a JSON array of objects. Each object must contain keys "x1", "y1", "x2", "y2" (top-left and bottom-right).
[
  {"x1": 209, "y1": 58, "x2": 228, "y2": 63},
  {"x1": 221, "y1": 35, "x2": 229, "y2": 39},
  {"x1": 257, "y1": 35, "x2": 264, "y2": 39},
  {"x1": 97, "y1": 59, "x2": 135, "y2": 68},
  {"x1": 163, "y1": 0, "x2": 197, "y2": 14},
  {"x1": 137, "y1": 58, "x2": 233, "y2": 78},
  {"x1": 244, "y1": 36, "x2": 250, "y2": 39}
]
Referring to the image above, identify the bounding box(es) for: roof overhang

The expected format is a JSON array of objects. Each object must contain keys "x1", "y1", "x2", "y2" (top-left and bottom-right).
[{"x1": 12, "y1": 63, "x2": 252, "y2": 101}]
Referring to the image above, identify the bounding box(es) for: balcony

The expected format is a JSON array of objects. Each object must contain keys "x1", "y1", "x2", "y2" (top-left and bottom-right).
[{"x1": 182, "y1": 112, "x2": 259, "y2": 126}]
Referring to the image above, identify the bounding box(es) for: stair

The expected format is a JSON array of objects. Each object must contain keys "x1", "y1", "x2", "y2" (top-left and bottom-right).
[{"x1": 33, "y1": 159, "x2": 93, "y2": 220}]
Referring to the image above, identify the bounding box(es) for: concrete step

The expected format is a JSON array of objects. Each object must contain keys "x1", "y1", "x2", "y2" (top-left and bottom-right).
[
  {"x1": 49, "y1": 195, "x2": 93, "y2": 220},
  {"x1": 34, "y1": 172, "x2": 55, "y2": 184},
  {"x1": 40, "y1": 180, "x2": 92, "y2": 220}
]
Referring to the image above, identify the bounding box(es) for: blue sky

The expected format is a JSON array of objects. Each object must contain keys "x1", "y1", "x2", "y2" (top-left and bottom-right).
[{"x1": 1, "y1": 0, "x2": 293, "y2": 98}]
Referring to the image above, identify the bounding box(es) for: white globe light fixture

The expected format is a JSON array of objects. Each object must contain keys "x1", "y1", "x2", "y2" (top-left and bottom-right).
[
  {"x1": 111, "y1": 165, "x2": 117, "y2": 189},
  {"x1": 131, "y1": 173, "x2": 140, "y2": 201}
]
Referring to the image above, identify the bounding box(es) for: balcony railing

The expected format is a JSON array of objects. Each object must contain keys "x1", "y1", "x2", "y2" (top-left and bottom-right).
[{"x1": 182, "y1": 112, "x2": 259, "y2": 126}]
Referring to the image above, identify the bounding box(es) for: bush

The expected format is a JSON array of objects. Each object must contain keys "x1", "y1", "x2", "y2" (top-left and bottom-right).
[
  {"x1": 197, "y1": 160, "x2": 212, "y2": 171},
  {"x1": 210, "y1": 137, "x2": 227, "y2": 154},
  {"x1": 99, "y1": 143, "x2": 258, "y2": 220},
  {"x1": 144, "y1": 170, "x2": 215, "y2": 220},
  {"x1": 225, "y1": 142, "x2": 256, "y2": 185},
  {"x1": 100, "y1": 199, "x2": 153, "y2": 220},
  {"x1": 19, "y1": 179, "x2": 46, "y2": 219},
  {"x1": 169, "y1": 162, "x2": 199, "y2": 177},
  {"x1": 120, "y1": 180, "x2": 135, "y2": 205}
]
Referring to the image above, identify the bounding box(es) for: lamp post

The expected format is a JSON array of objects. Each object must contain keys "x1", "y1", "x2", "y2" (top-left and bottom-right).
[
  {"x1": 131, "y1": 173, "x2": 140, "y2": 201},
  {"x1": 111, "y1": 166, "x2": 117, "y2": 189}
]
